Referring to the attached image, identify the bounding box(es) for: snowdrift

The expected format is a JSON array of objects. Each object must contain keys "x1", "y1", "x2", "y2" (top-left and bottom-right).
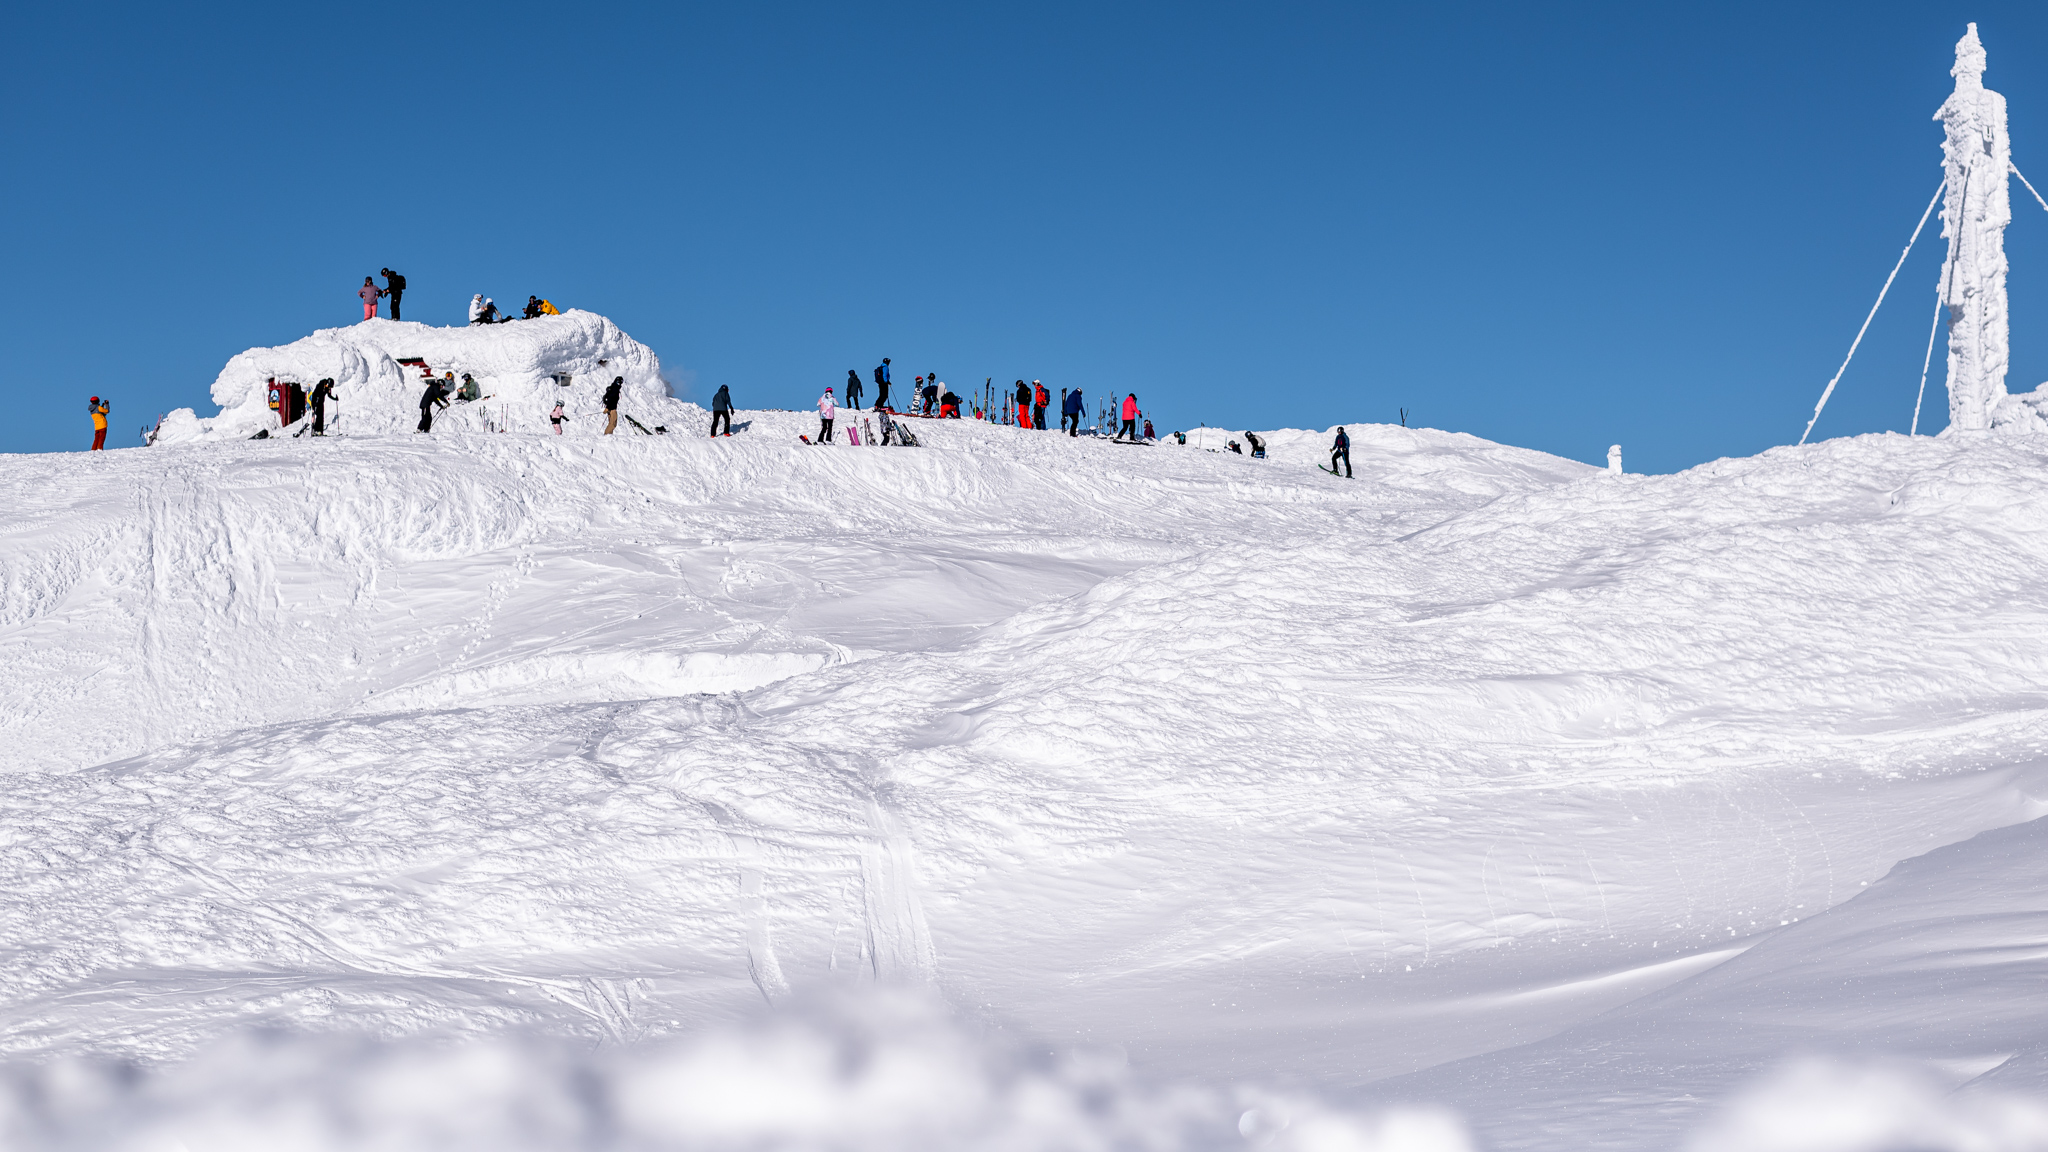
[
  {"x1": 152, "y1": 311, "x2": 689, "y2": 442},
  {"x1": 6, "y1": 408, "x2": 2048, "y2": 1150}
]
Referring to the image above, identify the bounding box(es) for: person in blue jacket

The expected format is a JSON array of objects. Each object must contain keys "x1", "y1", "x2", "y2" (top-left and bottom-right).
[
  {"x1": 1061, "y1": 386, "x2": 1085, "y2": 436},
  {"x1": 873, "y1": 359, "x2": 892, "y2": 409}
]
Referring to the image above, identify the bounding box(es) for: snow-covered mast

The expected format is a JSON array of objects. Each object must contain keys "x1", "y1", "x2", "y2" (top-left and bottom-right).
[{"x1": 1935, "y1": 22, "x2": 2012, "y2": 432}]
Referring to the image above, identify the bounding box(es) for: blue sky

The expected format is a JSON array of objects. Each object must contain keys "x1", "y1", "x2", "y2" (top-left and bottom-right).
[{"x1": 6, "y1": 1, "x2": 2048, "y2": 471}]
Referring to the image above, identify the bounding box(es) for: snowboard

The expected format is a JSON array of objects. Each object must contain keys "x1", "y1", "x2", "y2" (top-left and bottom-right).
[{"x1": 847, "y1": 424, "x2": 862, "y2": 446}]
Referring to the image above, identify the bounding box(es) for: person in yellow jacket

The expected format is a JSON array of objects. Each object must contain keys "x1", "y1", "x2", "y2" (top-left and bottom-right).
[
  {"x1": 89, "y1": 396, "x2": 109, "y2": 450},
  {"x1": 523, "y1": 296, "x2": 562, "y2": 318}
]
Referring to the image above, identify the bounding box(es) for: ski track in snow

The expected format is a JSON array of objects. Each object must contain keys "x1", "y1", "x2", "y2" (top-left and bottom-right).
[{"x1": 5, "y1": 404, "x2": 2048, "y2": 1148}]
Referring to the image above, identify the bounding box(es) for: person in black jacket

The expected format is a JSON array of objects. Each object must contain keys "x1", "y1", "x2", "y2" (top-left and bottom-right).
[
  {"x1": 1013, "y1": 379, "x2": 1031, "y2": 427},
  {"x1": 310, "y1": 378, "x2": 337, "y2": 436},
  {"x1": 417, "y1": 375, "x2": 451, "y2": 432},
  {"x1": 710, "y1": 383, "x2": 733, "y2": 436},
  {"x1": 602, "y1": 376, "x2": 624, "y2": 435},
  {"x1": 1330, "y1": 427, "x2": 1351, "y2": 477},
  {"x1": 380, "y1": 269, "x2": 406, "y2": 320}
]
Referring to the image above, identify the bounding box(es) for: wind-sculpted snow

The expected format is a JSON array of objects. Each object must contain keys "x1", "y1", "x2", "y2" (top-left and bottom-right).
[{"x1": 4, "y1": 411, "x2": 2048, "y2": 1148}]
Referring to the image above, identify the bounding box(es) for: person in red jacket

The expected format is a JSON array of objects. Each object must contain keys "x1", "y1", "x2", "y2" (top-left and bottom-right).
[
  {"x1": 1115, "y1": 393, "x2": 1139, "y2": 441},
  {"x1": 1032, "y1": 381, "x2": 1049, "y2": 429}
]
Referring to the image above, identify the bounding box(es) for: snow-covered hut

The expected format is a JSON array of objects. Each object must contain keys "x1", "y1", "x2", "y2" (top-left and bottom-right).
[{"x1": 154, "y1": 311, "x2": 692, "y2": 442}]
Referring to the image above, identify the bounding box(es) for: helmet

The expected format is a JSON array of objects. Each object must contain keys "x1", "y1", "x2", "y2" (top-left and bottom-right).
[{"x1": 89, "y1": 396, "x2": 99, "y2": 404}]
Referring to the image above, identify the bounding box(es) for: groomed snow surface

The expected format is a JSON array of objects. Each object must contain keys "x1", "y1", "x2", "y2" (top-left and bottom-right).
[{"x1": 6, "y1": 319, "x2": 2048, "y2": 1150}]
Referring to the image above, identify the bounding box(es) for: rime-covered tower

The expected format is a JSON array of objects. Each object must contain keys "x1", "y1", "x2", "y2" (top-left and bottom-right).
[{"x1": 1935, "y1": 22, "x2": 2012, "y2": 432}]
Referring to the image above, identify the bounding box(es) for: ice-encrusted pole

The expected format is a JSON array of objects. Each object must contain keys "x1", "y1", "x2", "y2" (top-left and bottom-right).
[{"x1": 1934, "y1": 22, "x2": 2012, "y2": 433}]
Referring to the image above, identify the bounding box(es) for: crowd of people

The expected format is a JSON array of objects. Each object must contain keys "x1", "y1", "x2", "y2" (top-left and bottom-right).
[{"x1": 83, "y1": 282, "x2": 1357, "y2": 470}]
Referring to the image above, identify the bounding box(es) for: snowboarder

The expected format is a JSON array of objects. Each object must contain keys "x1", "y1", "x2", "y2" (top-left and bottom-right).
[
  {"x1": 1032, "y1": 381, "x2": 1049, "y2": 430},
  {"x1": 602, "y1": 376, "x2": 623, "y2": 435},
  {"x1": 310, "y1": 378, "x2": 336, "y2": 436},
  {"x1": 359, "y1": 277, "x2": 381, "y2": 320},
  {"x1": 710, "y1": 384, "x2": 733, "y2": 436},
  {"x1": 380, "y1": 269, "x2": 406, "y2": 320},
  {"x1": 88, "y1": 396, "x2": 109, "y2": 450},
  {"x1": 469, "y1": 294, "x2": 486, "y2": 324},
  {"x1": 1244, "y1": 431, "x2": 1264, "y2": 458},
  {"x1": 817, "y1": 387, "x2": 836, "y2": 443},
  {"x1": 1329, "y1": 427, "x2": 1351, "y2": 477},
  {"x1": 1061, "y1": 386, "x2": 1084, "y2": 436},
  {"x1": 550, "y1": 398, "x2": 566, "y2": 435},
  {"x1": 1116, "y1": 393, "x2": 1139, "y2": 441},
  {"x1": 417, "y1": 375, "x2": 451, "y2": 432},
  {"x1": 1013, "y1": 380, "x2": 1031, "y2": 428}
]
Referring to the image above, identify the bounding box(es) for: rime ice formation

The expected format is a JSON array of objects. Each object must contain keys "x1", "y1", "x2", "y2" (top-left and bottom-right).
[
  {"x1": 1935, "y1": 22, "x2": 2012, "y2": 433},
  {"x1": 152, "y1": 310, "x2": 688, "y2": 443}
]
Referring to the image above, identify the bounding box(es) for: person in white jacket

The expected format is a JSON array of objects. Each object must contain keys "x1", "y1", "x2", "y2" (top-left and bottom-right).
[
  {"x1": 816, "y1": 388, "x2": 836, "y2": 444},
  {"x1": 468, "y1": 294, "x2": 485, "y2": 325}
]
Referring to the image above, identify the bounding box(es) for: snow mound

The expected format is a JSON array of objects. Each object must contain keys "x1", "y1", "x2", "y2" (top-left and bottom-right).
[{"x1": 152, "y1": 311, "x2": 687, "y2": 442}]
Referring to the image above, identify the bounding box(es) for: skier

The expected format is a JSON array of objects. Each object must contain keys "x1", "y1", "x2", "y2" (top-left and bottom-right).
[
  {"x1": 417, "y1": 374, "x2": 451, "y2": 432},
  {"x1": 380, "y1": 268, "x2": 406, "y2": 320},
  {"x1": 602, "y1": 376, "x2": 624, "y2": 435},
  {"x1": 1227, "y1": 440, "x2": 1242, "y2": 454},
  {"x1": 310, "y1": 378, "x2": 335, "y2": 436},
  {"x1": 550, "y1": 397, "x2": 566, "y2": 435},
  {"x1": 1061, "y1": 386, "x2": 1084, "y2": 436},
  {"x1": 846, "y1": 371, "x2": 863, "y2": 410},
  {"x1": 1013, "y1": 380, "x2": 1031, "y2": 428},
  {"x1": 874, "y1": 359, "x2": 892, "y2": 408},
  {"x1": 1244, "y1": 431, "x2": 1264, "y2": 458},
  {"x1": 88, "y1": 396, "x2": 109, "y2": 450},
  {"x1": 1116, "y1": 393, "x2": 1139, "y2": 441},
  {"x1": 817, "y1": 387, "x2": 837, "y2": 443},
  {"x1": 710, "y1": 383, "x2": 733, "y2": 436},
  {"x1": 469, "y1": 294, "x2": 486, "y2": 324},
  {"x1": 1032, "y1": 381, "x2": 1049, "y2": 430},
  {"x1": 359, "y1": 277, "x2": 380, "y2": 320},
  {"x1": 1329, "y1": 427, "x2": 1352, "y2": 477}
]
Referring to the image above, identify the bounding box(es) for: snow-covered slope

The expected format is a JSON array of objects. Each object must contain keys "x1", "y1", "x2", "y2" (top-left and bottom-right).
[{"x1": 5, "y1": 389, "x2": 2048, "y2": 1149}]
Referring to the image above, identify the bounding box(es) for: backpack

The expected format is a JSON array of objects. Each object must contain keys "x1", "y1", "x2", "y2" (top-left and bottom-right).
[{"x1": 874, "y1": 366, "x2": 885, "y2": 386}]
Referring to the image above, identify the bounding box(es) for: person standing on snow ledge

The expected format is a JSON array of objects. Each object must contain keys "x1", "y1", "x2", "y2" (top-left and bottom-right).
[
  {"x1": 359, "y1": 277, "x2": 380, "y2": 320},
  {"x1": 602, "y1": 376, "x2": 623, "y2": 435},
  {"x1": 817, "y1": 387, "x2": 837, "y2": 443},
  {"x1": 710, "y1": 384, "x2": 733, "y2": 437},
  {"x1": 88, "y1": 396, "x2": 109, "y2": 450},
  {"x1": 1329, "y1": 427, "x2": 1351, "y2": 477},
  {"x1": 1061, "y1": 386, "x2": 1084, "y2": 436},
  {"x1": 380, "y1": 269, "x2": 405, "y2": 320}
]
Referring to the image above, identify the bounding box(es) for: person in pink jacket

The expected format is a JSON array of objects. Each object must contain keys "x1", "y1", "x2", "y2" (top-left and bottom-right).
[
  {"x1": 358, "y1": 277, "x2": 380, "y2": 320},
  {"x1": 1116, "y1": 392, "x2": 1139, "y2": 441},
  {"x1": 816, "y1": 388, "x2": 836, "y2": 444}
]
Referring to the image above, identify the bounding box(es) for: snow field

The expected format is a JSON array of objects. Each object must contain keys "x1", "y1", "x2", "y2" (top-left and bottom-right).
[{"x1": 8, "y1": 323, "x2": 2048, "y2": 1148}]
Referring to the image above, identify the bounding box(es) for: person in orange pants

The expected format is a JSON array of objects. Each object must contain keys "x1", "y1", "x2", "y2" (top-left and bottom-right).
[{"x1": 89, "y1": 396, "x2": 109, "y2": 450}]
